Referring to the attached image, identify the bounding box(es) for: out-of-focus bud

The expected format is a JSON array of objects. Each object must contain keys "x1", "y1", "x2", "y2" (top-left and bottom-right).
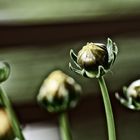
[
  {"x1": 37, "y1": 70, "x2": 82, "y2": 113},
  {"x1": 0, "y1": 108, "x2": 14, "y2": 140},
  {"x1": 69, "y1": 38, "x2": 118, "y2": 78},
  {"x1": 0, "y1": 62, "x2": 10, "y2": 83},
  {"x1": 115, "y1": 79, "x2": 140, "y2": 110},
  {"x1": 127, "y1": 80, "x2": 140, "y2": 100}
]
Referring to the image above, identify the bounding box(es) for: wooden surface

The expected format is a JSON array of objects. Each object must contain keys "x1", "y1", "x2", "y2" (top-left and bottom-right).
[
  {"x1": 14, "y1": 94, "x2": 140, "y2": 140},
  {"x1": 0, "y1": 36, "x2": 139, "y2": 103},
  {"x1": 0, "y1": 0, "x2": 140, "y2": 24},
  {"x1": 0, "y1": 15, "x2": 140, "y2": 46}
]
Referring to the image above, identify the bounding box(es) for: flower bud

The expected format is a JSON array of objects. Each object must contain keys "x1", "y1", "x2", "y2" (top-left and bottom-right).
[
  {"x1": 127, "y1": 80, "x2": 140, "y2": 105},
  {"x1": 77, "y1": 42, "x2": 108, "y2": 72},
  {"x1": 0, "y1": 108, "x2": 14, "y2": 140},
  {"x1": 37, "y1": 70, "x2": 82, "y2": 113},
  {"x1": 69, "y1": 38, "x2": 118, "y2": 78},
  {"x1": 0, "y1": 62, "x2": 10, "y2": 83},
  {"x1": 115, "y1": 79, "x2": 140, "y2": 110}
]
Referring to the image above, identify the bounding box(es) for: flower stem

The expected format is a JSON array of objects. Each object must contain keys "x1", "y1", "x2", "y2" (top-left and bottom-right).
[
  {"x1": 0, "y1": 86, "x2": 25, "y2": 140},
  {"x1": 98, "y1": 76, "x2": 116, "y2": 140},
  {"x1": 59, "y1": 112, "x2": 72, "y2": 140}
]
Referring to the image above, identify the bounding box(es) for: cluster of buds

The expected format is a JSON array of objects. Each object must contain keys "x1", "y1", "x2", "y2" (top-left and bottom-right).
[
  {"x1": 69, "y1": 38, "x2": 118, "y2": 78},
  {"x1": 37, "y1": 70, "x2": 82, "y2": 113},
  {"x1": 115, "y1": 79, "x2": 140, "y2": 110}
]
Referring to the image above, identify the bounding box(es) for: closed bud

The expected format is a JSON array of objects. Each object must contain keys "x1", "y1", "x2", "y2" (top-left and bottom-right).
[
  {"x1": 69, "y1": 38, "x2": 118, "y2": 78},
  {"x1": 115, "y1": 79, "x2": 140, "y2": 110},
  {"x1": 127, "y1": 80, "x2": 140, "y2": 105},
  {"x1": 37, "y1": 70, "x2": 82, "y2": 113},
  {"x1": 0, "y1": 62, "x2": 10, "y2": 83},
  {"x1": 77, "y1": 42, "x2": 108, "y2": 72}
]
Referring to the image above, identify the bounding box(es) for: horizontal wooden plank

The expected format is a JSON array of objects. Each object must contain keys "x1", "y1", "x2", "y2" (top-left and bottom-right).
[
  {"x1": 0, "y1": 0, "x2": 140, "y2": 24},
  {"x1": 13, "y1": 94, "x2": 140, "y2": 140},
  {"x1": 0, "y1": 37, "x2": 139, "y2": 103},
  {"x1": 0, "y1": 16, "x2": 140, "y2": 46}
]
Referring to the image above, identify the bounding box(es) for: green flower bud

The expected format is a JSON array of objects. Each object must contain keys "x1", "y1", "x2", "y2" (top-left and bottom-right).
[
  {"x1": 69, "y1": 38, "x2": 118, "y2": 78},
  {"x1": 115, "y1": 79, "x2": 140, "y2": 110},
  {"x1": 0, "y1": 62, "x2": 10, "y2": 83},
  {"x1": 37, "y1": 70, "x2": 82, "y2": 113},
  {"x1": 0, "y1": 108, "x2": 14, "y2": 140}
]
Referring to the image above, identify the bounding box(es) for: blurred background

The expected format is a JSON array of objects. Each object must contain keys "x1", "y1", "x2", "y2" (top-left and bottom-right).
[{"x1": 0, "y1": 0, "x2": 140, "y2": 140}]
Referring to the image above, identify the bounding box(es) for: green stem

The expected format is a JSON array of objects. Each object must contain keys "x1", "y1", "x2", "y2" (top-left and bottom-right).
[
  {"x1": 0, "y1": 86, "x2": 25, "y2": 140},
  {"x1": 98, "y1": 76, "x2": 116, "y2": 140},
  {"x1": 59, "y1": 112, "x2": 72, "y2": 140}
]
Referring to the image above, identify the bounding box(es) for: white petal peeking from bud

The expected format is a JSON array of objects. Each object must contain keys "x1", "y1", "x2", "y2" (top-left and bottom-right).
[
  {"x1": 115, "y1": 79, "x2": 140, "y2": 110},
  {"x1": 127, "y1": 79, "x2": 140, "y2": 98}
]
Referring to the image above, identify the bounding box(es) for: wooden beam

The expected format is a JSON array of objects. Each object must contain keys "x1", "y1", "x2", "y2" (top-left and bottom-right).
[{"x1": 0, "y1": 15, "x2": 140, "y2": 46}]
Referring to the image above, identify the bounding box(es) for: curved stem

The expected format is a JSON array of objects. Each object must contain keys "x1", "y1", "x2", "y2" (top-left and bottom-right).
[
  {"x1": 58, "y1": 112, "x2": 72, "y2": 140},
  {"x1": 98, "y1": 76, "x2": 116, "y2": 140},
  {"x1": 0, "y1": 86, "x2": 25, "y2": 140}
]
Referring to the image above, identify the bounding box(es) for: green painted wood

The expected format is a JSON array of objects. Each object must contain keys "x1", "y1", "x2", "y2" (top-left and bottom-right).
[
  {"x1": 0, "y1": 0, "x2": 140, "y2": 24},
  {"x1": 0, "y1": 37, "x2": 140, "y2": 103}
]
